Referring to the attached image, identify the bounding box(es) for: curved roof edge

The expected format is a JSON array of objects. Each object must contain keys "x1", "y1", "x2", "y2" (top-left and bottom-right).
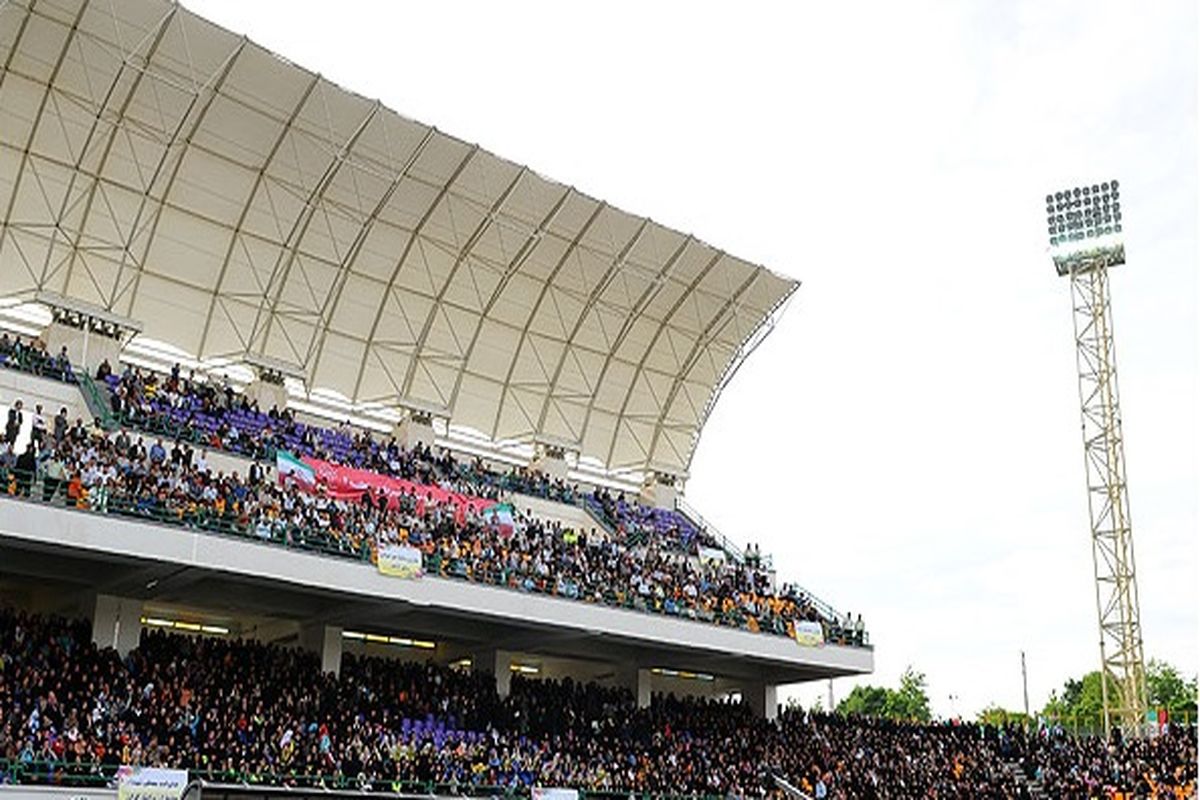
[{"x1": 0, "y1": 0, "x2": 799, "y2": 476}]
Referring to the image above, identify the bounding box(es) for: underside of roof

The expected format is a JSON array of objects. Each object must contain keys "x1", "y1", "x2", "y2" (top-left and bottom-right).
[{"x1": 0, "y1": 0, "x2": 798, "y2": 475}]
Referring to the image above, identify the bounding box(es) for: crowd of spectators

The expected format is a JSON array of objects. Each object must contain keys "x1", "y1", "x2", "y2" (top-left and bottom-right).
[
  {"x1": 101, "y1": 362, "x2": 796, "y2": 576},
  {"x1": 0, "y1": 412, "x2": 825, "y2": 639},
  {"x1": 103, "y1": 361, "x2": 825, "y2": 581},
  {"x1": 0, "y1": 332, "x2": 74, "y2": 383},
  {"x1": 102, "y1": 362, "x2": 578, "y2": 505},
  {"x1": 1, "y1": 608, "x2": 1194, "y2": 798},
  {"x1": 998, "y1": 724, "x2": 1198, "y2": 798},
  {"x1": 587, "y1": 486, "x2": 717, "y2": 554}
]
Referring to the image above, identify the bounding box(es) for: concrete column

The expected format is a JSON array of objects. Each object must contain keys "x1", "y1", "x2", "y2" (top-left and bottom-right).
[
  {"x1": 473, "y1": 648, "x2": 514, "y2": 698},
  {"x1": 43, "y1": 322, "x2": 124, "y2": 377},
  {"x1": 639, "y1": 471, "x2": 680, "y2": 510},
  {"x1": 300, "y1": 624, "x2": 343, "y2": 676},
  {"x1": 92, "y1": 594, "x2": 142, "y2": 657},
  {"x1": 243, "y1": 379, "x2": 288, "y2": 414},
  {"x1": 321, "y1": 625, "x2": 343, "y2": 676},
  {"x1": 530, "y1": 443, "x2": 569, "y2": 479},
  {"x1": 393, "y1": 411, "x2": 435, "y2": 449},
  {"x1": 636, "y1": 668, "x2": 652, "y2": 709},
  {"x1": 745, "y1": 681, "x2": 778, "y2": 721}
]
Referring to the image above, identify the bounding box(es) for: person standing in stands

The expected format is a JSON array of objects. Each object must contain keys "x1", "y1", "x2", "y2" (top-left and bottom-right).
[
  {"x1": 55, "y1": 346, "x2": 72, "y2": 380},
  {"x1": 114, "y1": 427, "x2": 131, "y2": 457},
  {"x1": 53, "y1": 407, "x2": 68, "y2": 444},
  {"x1": 31, "y1": 404, "x2": 46, "y2": 448},
  {"x1": 5, "y1": 398, "x2": 22, "y2": 445},
  {"x1": 42, "y1": 447, "x2": 65, "y2": 503},
  {"x1": 14, "y1": 435, "x2": 35, "y2": 496}
]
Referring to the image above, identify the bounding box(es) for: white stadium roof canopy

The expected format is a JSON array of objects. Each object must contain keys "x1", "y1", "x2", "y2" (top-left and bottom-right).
[{"x1": 0, "y1": 0, "x2": 798, "y2": 477}]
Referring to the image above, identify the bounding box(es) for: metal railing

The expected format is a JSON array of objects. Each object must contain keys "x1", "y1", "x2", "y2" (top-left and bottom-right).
[
  {"x1": 675, "y1": 496, "x2": 760, "y2": 566},
  {"x1": 0, "y1": 760, "x2": 733, "y2": 800},
  {"x1": 0, "y1": 349, "x2": 77, "y2": 384},
  {"x1": 675, "y1": 496, "x2": 851, "y2": 633},
  {"x1": 0, "y1": 467, "x2": 851, "y2": 644},
  {"x1": 77, "y1": 372, "x2": 119, "y2": 430}
]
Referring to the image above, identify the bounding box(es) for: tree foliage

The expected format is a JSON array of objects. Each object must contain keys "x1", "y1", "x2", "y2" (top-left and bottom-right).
[
  {"x1": 1040, "y1": 660, "x2": 1197, "y2": 730},
  {"x1": 1147, "y1": 659, "x2": 1198, "y2": 721},
  {"x1": 836, "y1": 666, "x2": 931, "y2": 722},
  {"x1": 977, "y1": 705, "x2": 1031, "y2": 727}
]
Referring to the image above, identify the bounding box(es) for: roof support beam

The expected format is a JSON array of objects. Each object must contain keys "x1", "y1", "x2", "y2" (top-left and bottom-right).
[
  {"x1": 303, "y1": 126, "x2": 436, "y2": 382},
  {"x1": 110, "y1": 37, "x2": 248, "y2": 315},
  {"x1": 0, "y1": 0, "x2": 89, "y2": 293},
  {"x1": 641, "y1": 270, "x2": 761, "y2": 471},
  {"x1": 531, "y1": 219, "x2": 649, "y2": 442},
  {"x1": 573, "y1": 235, "x2": 692, "y2": 450},
  {"x1": 249, "y1": 98, "x2": 383, "y2": 363},
  {"x1": 446, "y1": 186, "x2": 573, "y2": 411},
  {"x1": 52, "y1": 3, "x2": 179, "y2": 301},
  {"x1": 602, "y1": 251, "x2": 724, "y2": 467},
  {"x1": 398, "y1": 166, "x2": 528, "y2": 403},
  {"x1": 487, "y1": 201, "x2": 607, "y2": 441},
  {"x1": 351, "y1": 144, "x2": 478, "y2": 402},
  {"x1": 686, "y1": 282, "x2": 797, "y2": 471},
  {"x1": 194, "y1": 71, "x2": 321, "y2": 358}
]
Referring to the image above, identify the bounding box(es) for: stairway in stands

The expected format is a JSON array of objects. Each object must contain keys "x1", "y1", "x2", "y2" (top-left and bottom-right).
[
  {"x1": 77, "y1": 372, "x2": 117, "y2": 430},
  {"x1": 1003, "y1": 759, "x2": 1048, "y2": 798}
]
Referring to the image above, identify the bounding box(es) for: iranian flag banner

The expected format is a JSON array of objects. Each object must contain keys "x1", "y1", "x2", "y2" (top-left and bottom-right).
[
  {"x1": 486, "y1": 503, "x2": 516, "y2": 537},
  {"x1": 276, "y1": 450, "x2": 315, "y2": 487}
]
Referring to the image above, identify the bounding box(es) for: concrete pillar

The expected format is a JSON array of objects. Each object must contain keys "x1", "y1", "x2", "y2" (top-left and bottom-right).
[
  {"x1": 473, "y1": 648, "x2": 514, "y2": 698},
  {"x1": 745, "y1": 681, "x2": 778, "y2": 721},
  {"x1": 243, "y1": 379, "x2": 288, "y2": 414},
  {"x1": 92, "y1": 594, "x2": 142, "y2": 657},
  {"x1": 639, "y1": 471, "x2": 680, "y2": 510},
  {"x1": 300, "y1": 624, "x2": 343, "y2": 676},
  {"x1": 636, "y1": 668, "x2": 652, "y2": 709},
  {"x1": 43, "y1": 322, "x2": 123, "y2": 377},
  {"x1": 530, "y1": 443, "x2": 569, "y2": 479},
  {"x1": 320, "y1": 625, "x2": 343, "y2": 676},
  {"x1": 393, "y1": 411, "x2": 435, "y2": 450}
]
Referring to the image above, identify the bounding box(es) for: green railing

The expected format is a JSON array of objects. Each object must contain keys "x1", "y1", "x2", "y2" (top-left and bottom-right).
[
  {"x1": 0, "y1": 759, "x2": 729, "y2": 800},
  {"x1": 0, "y1": 466, "x2": 840, "y2": 642},
  {"x1": 0, "y1": 348, "x2": 77, "y2": 384},
  {"x1": 108, "y1": 408, "x2": 276, "y2": 462},
  {"x1": 78, "y1": 371, "x2": 119, "y2": 430}
]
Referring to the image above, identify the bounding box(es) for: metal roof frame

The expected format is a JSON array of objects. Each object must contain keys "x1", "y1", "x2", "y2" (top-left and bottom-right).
[{"x1": 0, "y1": 0, "x2": 798, "y2": 476}]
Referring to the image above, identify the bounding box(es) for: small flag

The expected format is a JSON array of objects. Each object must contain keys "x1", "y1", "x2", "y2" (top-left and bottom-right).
[
  {"x1": 276, "y1": 450, "x2": 315, "y2": 487},
  {"x1": 488, "y1": 502, "x2": 515, "y2": 537}
]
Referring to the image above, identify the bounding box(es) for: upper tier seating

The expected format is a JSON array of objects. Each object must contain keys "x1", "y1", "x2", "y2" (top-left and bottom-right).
[
  {"x1": 0, "y1": 332, "x2": 75, "y2": 384},
  {"x1": 0, "y1": 418, "x2": 851, "y2": 643}
]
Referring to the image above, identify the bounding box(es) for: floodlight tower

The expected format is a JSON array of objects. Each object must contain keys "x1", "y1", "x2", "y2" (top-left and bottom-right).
[{"x1": 1045, "y1": 180, "x2": 1148, "y2": 737}]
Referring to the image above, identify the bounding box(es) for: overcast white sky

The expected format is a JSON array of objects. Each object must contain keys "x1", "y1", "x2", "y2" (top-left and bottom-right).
[{"x1": 182, "y1": 0, "x2": 1198, "y2": 719}]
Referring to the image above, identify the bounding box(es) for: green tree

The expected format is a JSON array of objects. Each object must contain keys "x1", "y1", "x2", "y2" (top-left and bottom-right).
[
  {"x1": 978, "y1": 704, "x2": 1031, "y2": 727},
  {"x1": 835, "y1": 666, "x2": 931, "y2": 722},
  {"x1": 1040, "y1": 660, "x2": 1197, "y2": 731},
  {"x1": 1146, "y1": 659, "x2": 1198, "y2": 723},
  {"x1": 892, "y1": 666, "x2": 932, "y2": 722},
  {"x1": 837, "y1": 685, "x2": 891, "y2": 717},
  {"x1": 1041, "y1": 671, "x2": 1111, "y2": 731}
]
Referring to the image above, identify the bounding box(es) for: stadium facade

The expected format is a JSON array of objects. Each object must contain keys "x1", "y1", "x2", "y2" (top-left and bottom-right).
[{"x1": 0, "y1": 0, "x2": 870, "y2": 753}]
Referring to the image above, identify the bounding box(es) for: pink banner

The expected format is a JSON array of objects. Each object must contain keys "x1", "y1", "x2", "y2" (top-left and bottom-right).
[{"x1": 282, "y1": 456, "x2": 496, "y2": 520}]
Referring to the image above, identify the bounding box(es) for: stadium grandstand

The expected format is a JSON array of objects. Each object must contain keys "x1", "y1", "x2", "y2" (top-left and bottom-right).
[{"x1": 0, "y1": 2, "x2": 1195, "y2": 800}]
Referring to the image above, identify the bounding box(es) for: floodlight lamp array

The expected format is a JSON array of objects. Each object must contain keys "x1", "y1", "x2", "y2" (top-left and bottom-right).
[{"x1": 1046, "y1": 180, "x2": 1122, "y2": 248}]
